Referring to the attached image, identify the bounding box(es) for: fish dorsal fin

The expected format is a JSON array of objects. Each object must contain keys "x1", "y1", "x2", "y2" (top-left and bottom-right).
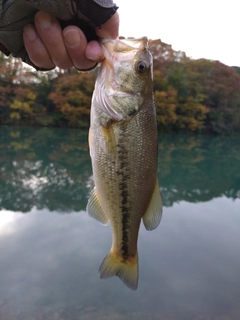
[
  {"x1": 87, "y1": 188, "x2": 108, "y2": 225},
  {"x1": 142, "y1": 180, "x2": 163, "y2": 230},
  {"x1": 100, "y1": 126, "x2": 117, "y2": 156}
]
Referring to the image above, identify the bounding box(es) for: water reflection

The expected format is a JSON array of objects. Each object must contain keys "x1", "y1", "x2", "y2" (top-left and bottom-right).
[
  {"x1": 0, "y1": 199, "x2": 240, "y2": 320},
  {"x1": 158, "y1": 133, "x2": 240, "y2": 205},
  {"x1": 0, "y1": 126, "x2": 240, "y2": 319},
  {"x1": 0, "y1": 126, "x2": 93, "y2": 212},
  {"x1": 0, "y1": 126, "x2": 239, "y2": 213}
]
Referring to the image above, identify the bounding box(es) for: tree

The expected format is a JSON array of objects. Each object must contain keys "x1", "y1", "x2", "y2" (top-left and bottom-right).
[
  {"x1": 175, "y1": 97, "x2": 209, "y2": 131},
  {"x1": 205, "y1": 61, "x2": 240, "y2": 133},
  {"x1": 155, "y1": 86, "x2": 177, "y2": 130},
  {"x1": 49, "y1": 71, "x2": 95, "y2": 127},
  {"x1": 9, "y1": 87, "x2": 36, "y2": 123}
]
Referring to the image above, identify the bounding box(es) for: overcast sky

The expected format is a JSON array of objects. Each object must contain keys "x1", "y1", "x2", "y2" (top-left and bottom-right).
[{"x1": 118, "y1": 0, "x2": 240, "y2": 67}]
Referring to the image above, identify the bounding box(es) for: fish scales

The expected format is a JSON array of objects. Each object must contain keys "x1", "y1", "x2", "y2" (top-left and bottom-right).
[{"x1": 87, "y1": 37, "x2": 162, "y2": 290}]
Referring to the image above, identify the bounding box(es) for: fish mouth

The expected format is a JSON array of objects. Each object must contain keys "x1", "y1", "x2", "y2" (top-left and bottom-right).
[{"x1": 101, "y1": 37, "x2": 149, "y2": 53}]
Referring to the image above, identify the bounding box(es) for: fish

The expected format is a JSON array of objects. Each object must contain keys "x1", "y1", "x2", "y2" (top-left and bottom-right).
[{"x1": 87, "y1": 37, "x2": 162, "y2": 290}]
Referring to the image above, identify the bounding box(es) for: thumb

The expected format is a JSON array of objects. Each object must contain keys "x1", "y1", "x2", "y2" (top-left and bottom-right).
[{"x1": 95, "y1": 12, "x2": 119, "y2": 39}]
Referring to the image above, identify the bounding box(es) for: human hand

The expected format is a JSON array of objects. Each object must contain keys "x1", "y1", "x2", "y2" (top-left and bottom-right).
[{"x1": 23, "y1": 11, "x2": 119, "y2": 70}]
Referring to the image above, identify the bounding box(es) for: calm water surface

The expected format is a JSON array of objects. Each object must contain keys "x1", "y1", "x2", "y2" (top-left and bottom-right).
[{"x1": 0, "y1": 126, "x2": 240, "y2": 320}]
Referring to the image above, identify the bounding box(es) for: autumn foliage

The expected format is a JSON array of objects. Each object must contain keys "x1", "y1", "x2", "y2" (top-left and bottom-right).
[
  {"x1": 149, "y1": 39, "x2": 240, "y2": 133},
  {"x1": 1, "y1": 39, "x2": 240, "y2": 134},
  {"x1": 48, "y1": 72, "x2": 94, "y2": 127}
]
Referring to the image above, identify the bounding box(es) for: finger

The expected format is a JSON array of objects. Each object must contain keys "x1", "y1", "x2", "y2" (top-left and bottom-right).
[
  {"x1": 95, "y1": 12, "x2": 119, "y2": 39},
  {"x1": 63, "y1": 27, "x2": 99, "y2": 70},
  {"x1": 34, "y1": 11, "x2": 73, "y2": 69},
  {"x1": 23, "y1": 24, "x2": 55, "y2": 69},
  {"x1": 85, "y1": 40, "x2": 104, "y2": 62}
]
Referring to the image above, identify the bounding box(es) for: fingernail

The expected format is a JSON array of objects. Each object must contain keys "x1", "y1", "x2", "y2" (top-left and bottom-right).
[
  {"x1": 36, "y1": 12, "x2": 52, "y2": 29},
  {"x1": 63, "y1": 30, "x2": 81, "y2": 48}
]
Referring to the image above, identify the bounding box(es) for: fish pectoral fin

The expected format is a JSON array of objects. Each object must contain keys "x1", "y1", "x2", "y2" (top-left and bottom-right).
[
  {"x1": 100, "y1": 126, "x2": 117, "y2": 156},
  {"x1": 142, "y1": 179, "x2": 163, "y2": 231},
  {"x1": 99, "y1": 250, "x2": 139, "y2": 291},
  {"x1": 87, "y1": 188, "x2": 108, "y2": 225}
]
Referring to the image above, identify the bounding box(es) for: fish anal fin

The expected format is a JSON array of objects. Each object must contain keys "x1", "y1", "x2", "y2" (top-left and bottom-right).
[
  {"x1": 99, "y1": 250, "x2": 139, "y2": 291},
  {"x1": 142, "y1": 179, "x2": 163, "y2": 231},
  {"x1": 87, "y1": 188, "x2": 108, "y2": 225},
  {"x1": 100, "y1": 125, "x2": 117, "y2": 156}
]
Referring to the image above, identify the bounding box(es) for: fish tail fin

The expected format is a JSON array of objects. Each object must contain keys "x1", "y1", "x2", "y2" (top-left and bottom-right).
[{"x1": 99, "y1": 250, "x2": 139, "y2": 290}]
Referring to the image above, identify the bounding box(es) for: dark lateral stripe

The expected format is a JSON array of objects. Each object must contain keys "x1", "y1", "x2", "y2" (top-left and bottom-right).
[
  {"x1": 120, "y1": 188, "x2": 130, "y2": 261},
  {"x1": 118, "y1": 136, "x2": 131, "y2": 261}
]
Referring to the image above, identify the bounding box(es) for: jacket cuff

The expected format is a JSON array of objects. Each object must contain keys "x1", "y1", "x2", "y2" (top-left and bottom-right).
[{"x1": 74, "y1": 0, "x2": 118, "y2": 28}]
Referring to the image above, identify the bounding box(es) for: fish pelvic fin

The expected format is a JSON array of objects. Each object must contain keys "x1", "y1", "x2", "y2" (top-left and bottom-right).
[
  {"x1": 87, "y1": 188, "x2": 108, "y2": 225},
  {"x1": 142, "y1": 179, "x2": 163, "y2": 231},
  {"x1": 99, "y1": 250, "x2": 139, "y2": 291}
]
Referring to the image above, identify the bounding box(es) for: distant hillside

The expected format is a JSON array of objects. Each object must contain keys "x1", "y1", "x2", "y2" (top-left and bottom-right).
[
  {"x1": 0, "y1": 39, "x2": 240, "y2": 134},
  {"x1": 149, "y1": 39, "x2": 240, "y2": 134}
]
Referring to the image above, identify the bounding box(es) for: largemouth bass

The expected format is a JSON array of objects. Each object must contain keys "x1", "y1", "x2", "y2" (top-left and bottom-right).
[{"x1": 87, "y1": 37, "x2": 162, "y2": 290}]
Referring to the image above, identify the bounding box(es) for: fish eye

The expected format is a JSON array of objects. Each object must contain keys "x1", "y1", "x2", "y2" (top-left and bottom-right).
[{"x1": 135, "y1": 61, "x2": 148, "y2": 74}]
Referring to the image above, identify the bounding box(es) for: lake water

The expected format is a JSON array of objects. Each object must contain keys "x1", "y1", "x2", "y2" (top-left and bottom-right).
[{"x1": 0, "y1": 126, "x2": 239, "y2": 320}]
